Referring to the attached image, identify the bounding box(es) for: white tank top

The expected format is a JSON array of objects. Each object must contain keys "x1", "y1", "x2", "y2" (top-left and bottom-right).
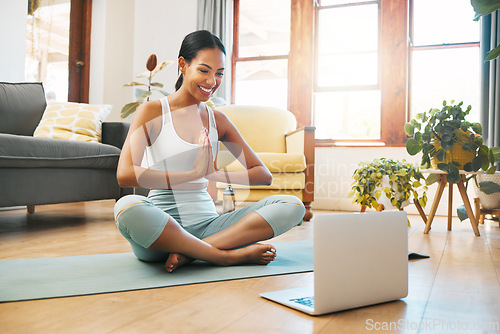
[{"x1": 141, "y1": 97, "x2": 219, "y2": 184}]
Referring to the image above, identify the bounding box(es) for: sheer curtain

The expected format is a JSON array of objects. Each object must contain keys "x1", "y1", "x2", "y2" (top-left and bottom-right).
[
  {"x1": 197, "y1": 0, "x2": 229, "y2": 102},
  {"x1": 480, "y1": 13, "x2": 500, "y2": 149}
]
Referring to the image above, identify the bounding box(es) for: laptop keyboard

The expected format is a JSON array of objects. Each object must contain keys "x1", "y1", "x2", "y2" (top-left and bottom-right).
[{"x1": 290, "y1": 296, "x2": 315, "y2": 308}]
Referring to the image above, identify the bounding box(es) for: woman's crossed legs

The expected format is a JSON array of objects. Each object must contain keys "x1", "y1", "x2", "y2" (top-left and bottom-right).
[{"x1": 114, "y1": 194, "x2": 305, "y2": 272}]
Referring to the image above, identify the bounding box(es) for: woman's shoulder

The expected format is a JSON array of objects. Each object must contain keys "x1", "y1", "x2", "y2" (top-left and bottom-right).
[
  {"x1": 212, "y1": 107, "x2": 231, "y2": 125},
  {"x1": 132, "y1": 100, "x2": 163, "y2": 125}
]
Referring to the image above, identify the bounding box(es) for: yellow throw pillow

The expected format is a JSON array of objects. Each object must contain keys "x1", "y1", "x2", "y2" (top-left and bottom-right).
[{"x1": 34, "y1": 102, "x2": 112, "y2": 143}]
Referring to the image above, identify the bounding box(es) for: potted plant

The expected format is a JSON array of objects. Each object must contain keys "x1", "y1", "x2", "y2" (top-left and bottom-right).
[
  {"x1": 460, "y1": 147, "x2": 500, "y2": 221},
  {"x1": 121, "y1": 54, "x2": 173, "y2": 119},
  {"x1": 404, "y1": 100, "x2": 494, "y2": 184},
  {"x1": 348, "y1": 158, "x2": 428, "y2": 214}
]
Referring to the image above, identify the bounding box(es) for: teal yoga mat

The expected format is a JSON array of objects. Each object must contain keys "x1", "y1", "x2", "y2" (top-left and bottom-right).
[{"x1": 0, "y1": 240, "x2": 313, "y2": 303}]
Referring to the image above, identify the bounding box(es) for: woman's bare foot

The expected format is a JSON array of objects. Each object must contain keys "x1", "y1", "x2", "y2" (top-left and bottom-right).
[
  {"x1": 165, "y1": 253, "x2": 193, "y2": 273},
  {"x1": 226, "y1": 243, "x2": 277, "y2": 266},
  {"x1": 165, "y1": 244, "x2": 276, "y2": 272}
]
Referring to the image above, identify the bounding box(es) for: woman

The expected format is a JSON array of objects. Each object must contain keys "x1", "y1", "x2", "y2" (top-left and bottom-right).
[{"x1": 115, "y1": 30, "x2": 305, "y2": 272}]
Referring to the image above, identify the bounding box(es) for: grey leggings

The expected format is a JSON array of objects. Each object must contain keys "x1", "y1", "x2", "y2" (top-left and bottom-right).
[{"x1": 114, "y1": 193, "x2": 305, "y2": 262}]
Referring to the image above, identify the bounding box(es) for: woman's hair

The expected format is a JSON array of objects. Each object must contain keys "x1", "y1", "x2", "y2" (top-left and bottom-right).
[{"x1": 175, "y1": 30, "x2": 226, "y2": 91}]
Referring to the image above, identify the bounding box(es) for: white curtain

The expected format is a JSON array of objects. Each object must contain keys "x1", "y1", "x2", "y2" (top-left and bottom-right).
[
  {"x1": 197, "y1": 0, "x2": 229, "y2": 102},
  {"x1": 480, "y1": 13, "x2": 500, "y2": 150}
]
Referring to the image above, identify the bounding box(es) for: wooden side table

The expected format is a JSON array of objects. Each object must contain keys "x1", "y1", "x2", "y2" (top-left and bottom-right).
[{"x1": 421, "y1": 169, "x2": 480, "y2": 236}]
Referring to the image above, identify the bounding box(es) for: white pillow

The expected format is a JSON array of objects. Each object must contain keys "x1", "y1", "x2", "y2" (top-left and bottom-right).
[{"x1": 34, "y1": 102, "x2": 112, "y2": 143}]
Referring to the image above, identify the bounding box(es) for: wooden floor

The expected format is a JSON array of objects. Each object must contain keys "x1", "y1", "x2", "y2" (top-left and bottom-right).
[{"x1": 1, "y1": 201, "x2": 500, "y2": 334}]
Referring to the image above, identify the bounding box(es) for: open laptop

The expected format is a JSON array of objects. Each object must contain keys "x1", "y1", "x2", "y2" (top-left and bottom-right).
[{"x1": 260, "y1": 211, "x2": 408, "y2": 315}]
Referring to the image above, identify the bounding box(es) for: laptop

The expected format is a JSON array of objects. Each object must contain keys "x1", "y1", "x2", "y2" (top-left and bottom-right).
[{"x1": 260, "y1": 211, "x2": 408, "y2": 315}]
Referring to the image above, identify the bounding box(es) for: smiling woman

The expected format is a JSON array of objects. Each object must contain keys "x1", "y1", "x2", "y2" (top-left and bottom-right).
[
  {"x1": 174, "y1": 30, "x2": 226, "y2": 94},
  {"x1": 113, "y1": 30, "x2": 306, "y2": 273}
]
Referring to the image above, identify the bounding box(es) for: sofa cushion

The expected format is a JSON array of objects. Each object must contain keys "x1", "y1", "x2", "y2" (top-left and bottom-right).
[
  {"x1": 218, "y1": 105, "x2": 297, "y2": 153},
  {"x1": 34, "y1": 102, "x2": 112, "y2": 143},
  {"x1": 0, "y1": 133, "x2": 121, "y2": 169},
  {"x1": 0, "y1": 82, "x2": 46, "y2": 136},
  {"x1": 217, "y1": 151, "x2": 307, "y2": 173}
]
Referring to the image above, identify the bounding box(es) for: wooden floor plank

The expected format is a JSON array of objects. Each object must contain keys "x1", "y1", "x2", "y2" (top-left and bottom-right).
[{"x1": 1, "y1": 201, "x2": 500, "y2": 333}]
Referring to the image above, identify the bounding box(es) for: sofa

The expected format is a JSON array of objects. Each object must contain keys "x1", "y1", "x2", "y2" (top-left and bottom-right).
[
  {"x1": 0, "y1": 82, "x2": 132, "y2": 213},
  {"x1": 213, "y1": 105, "x2": 315, "y2": 221}
]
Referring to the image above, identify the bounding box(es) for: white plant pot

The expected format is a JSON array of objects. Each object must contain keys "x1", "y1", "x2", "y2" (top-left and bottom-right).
[
  {"x1": 374, "y1": 175, "x2": 410, "y2": 210},
  {"x1": 475, "y1": 172, "x2": 500, "y2": 210}
]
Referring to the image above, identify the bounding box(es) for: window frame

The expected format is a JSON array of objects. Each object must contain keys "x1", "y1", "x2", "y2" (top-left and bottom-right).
[
  {"x1": 408, "y1": 0, "x2": 480, "y2": 122},
  {"x1": 231, "y1": 0, "x2": 410, "y2": 147},
  {"x1": 230, "y1": 0, "x2": 291, "y2": 106},
  {"x1": 68, "y1": 0, "x2": 92, "y2": 103},
  {"x1": 313, "y1": 0, "x2": 383, "y2": 144}
]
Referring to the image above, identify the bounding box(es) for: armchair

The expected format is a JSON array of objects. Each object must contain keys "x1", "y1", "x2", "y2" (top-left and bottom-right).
[{"x1": 213, "y1": 105, "x2": 315, "y2": 221}]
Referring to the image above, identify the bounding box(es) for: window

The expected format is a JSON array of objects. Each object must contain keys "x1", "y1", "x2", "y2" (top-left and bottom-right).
[
  {"x1": 26, "y1": 0, "x2": 71, "y2": 102},
  {"x1": 230, "y1": 0, "x2": 480, "y2": 146},
  {"x1": 25, "y1": 0, "x2": 92, "y2": 103},
  {"x1": 231, "y1": 0, "x2": 291, "y2": 110},
  {"x1": 410, "y1": 0, "x2": 480, "y2": 122},
  {"x1": 314, "y1": 1, "x2": 380, "y2": 140}
]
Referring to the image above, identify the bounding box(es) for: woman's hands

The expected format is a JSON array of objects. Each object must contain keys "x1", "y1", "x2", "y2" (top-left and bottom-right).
[{"x1": 193, "y1": 127, "x2": 216, "y2": 178}]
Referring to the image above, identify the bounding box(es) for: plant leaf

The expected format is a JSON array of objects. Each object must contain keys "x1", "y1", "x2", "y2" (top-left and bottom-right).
[
  {"x1": 136, "y1": 70, "x2": 150, "y2": 78},
  {"x1": 426, "y1": 173, "x2": 438, "y2": 186},
  {"x1": 157, "y1": 90, "x2": 170, "y2": 96},
  {"x1": 472, "y1": 156, "x2": 483, "y2": 171},
  {"x1": 135, "y1": 88, "x2": 147, "y2": 99},
  {"x1": 152, "y1": 60, "x2": 174, "y2": 75},
  {"x1": 486, "y1": 166, "x2": 497, "y2": 174},
  {"x1": 404, "y1": 122, "x2": 415, "y2": 136},
  {"x1": 121, "y1": 102, "x2": 141, "y2": 119},
  {"x1": 472, "y1": 122, "x2": 482, "y2": 135},
  {"x1": 490, "y1": 146, "x2": 500, "y2": 163},
  {"x1": 406, "y1": 138, "x2": 422, "y2": 155},
  {"x1": 437, "y1": 163, "x2": 449, "y2": 172},
  {"x1": 457, "y1": 205, "x2": 468, "y2": 221},
  {"x1": 137, "y1": 90, "x2": 152, "y2": 100},
  {"x1": 123, "y1": 81, "x2": 146, "y2": 87},
  {"x1": 486, "y1": 43, "x2": 500, "y2": 61},
  {"x1": 150, "y1": 82, "x2": 164, "y2": 88},
  {"x1": 446, "y1": 164, "x2": 460, "y2": 183},
  {"x1": 479, "y1": 181, "x2": 500, "y2": 194}
]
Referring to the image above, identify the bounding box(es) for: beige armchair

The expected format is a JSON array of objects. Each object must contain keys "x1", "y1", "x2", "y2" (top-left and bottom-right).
[{"x1": 211, "y1": 105, "x2": 315, "y2": 221}]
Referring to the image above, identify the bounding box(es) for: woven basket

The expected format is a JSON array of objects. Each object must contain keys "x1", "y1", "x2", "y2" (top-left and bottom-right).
[{"x1": 430, "y1": 131, "x2": 476, "y2": 169}]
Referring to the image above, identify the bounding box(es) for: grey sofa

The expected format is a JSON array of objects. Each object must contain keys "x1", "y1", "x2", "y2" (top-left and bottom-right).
[{"x1": 0, "y1": 82, "x2": 133, "y2": 213}]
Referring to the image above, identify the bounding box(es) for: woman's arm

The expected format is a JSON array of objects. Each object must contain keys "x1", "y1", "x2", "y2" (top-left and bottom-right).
[
  {"x1": 116, "y1": 102, "x2": 210, "y2": 189},
  {"x1": 205, "y1": 110, "x2": 272, "y2": 186}
]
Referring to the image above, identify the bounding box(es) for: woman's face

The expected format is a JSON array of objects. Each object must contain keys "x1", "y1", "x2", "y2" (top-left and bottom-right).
[{"x1": 179, "y1": 47, "x2": 225, "y2": 102}]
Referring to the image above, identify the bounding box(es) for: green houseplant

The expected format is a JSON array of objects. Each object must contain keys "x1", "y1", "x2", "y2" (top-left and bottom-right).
[
  {"x1": 472, "y1": 0, "x2": 500, "y2": 61},
  {"x1": 121, "y1": 54, "x2": 173, "y2": 119},
  {"x1": 348, "y1": 158, "x2": 428, "y2": 213},
  {"x1": 404, "y1": 100, "x2": 494, "y2": 184}
]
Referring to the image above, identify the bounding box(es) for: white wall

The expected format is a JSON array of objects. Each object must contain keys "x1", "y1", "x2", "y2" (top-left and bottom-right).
[
  {"x1": 313, "y1": 146, "x2": 479, "y2": 218},
  {"x1": 133, "y1": 0, "x2": 197, "y2": 100},
  {"x1": 89, "y1": 0, "x2": 197, "y2": 121},
  {"x1": 89, "y1": 0, "x2": 135, "y2": 121},
  {"x1": 0, "y1": 0, "x2": 27, "y2": 82}
]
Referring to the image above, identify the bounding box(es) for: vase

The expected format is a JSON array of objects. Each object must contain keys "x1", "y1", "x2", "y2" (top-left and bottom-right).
[
  {"x1": 474, "y1": 172, "x2": 500, "y2": 210},
  {"x1": 374, "y1": 175, "x2": 410, "y2": 210}
]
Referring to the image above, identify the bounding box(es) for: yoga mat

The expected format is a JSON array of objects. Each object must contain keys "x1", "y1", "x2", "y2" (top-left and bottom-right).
[{"x1": 0, "y1": 240, "x2": 313, "y2": 303}]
